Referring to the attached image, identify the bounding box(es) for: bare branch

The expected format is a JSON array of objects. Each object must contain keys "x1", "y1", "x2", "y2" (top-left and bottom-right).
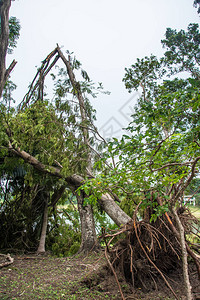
[
  {"x1": 150, "y1": 161, "x2": 192, "y2": 172},
  {"x1": 4, "y1": 59, "x2": 17, "y2": 80},
  {"x1": 18, "y1": 48, "x2": 59, "y2": 110}
]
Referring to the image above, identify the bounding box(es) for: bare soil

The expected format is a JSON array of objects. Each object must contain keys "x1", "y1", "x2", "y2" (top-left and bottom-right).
[{"x1": 0, "y1": 252, "x2": 199, "y2": 300}]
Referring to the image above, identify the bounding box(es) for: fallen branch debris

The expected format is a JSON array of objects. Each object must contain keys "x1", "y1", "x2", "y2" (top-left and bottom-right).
[{"x1": 0, "y1": 253, "x2": 14, "y2": 268}]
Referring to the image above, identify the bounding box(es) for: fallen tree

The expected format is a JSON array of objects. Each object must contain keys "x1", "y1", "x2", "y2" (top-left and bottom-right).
[
  {"x1": 7, "y1": 143, "x2": 131, "y2": 227},
  {"x1": 0, "y1": 2, "x2": 200, "y2": 299}
]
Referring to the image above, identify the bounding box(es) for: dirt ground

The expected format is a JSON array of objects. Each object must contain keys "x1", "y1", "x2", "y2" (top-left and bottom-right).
[{"x1": 0, "y1": 252, "x2": 199, "y2": 300}]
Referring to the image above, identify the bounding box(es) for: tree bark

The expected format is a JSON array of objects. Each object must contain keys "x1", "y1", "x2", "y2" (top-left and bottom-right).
[
  {"x1": 172, "y1": 207, "x2": 193, "y2": 300},
  {"x1": 98, "y1": 193, "x2": 131, "y2": 226},
  {"x1": 74, "y1": 190, "x2": 99, "y2": 252},
  {"x1": 0, "y1": 0, "x2": 16, "y2": 98},
  {"x1": 37, "y1": 197, "x2": 49, "y2": 254}
]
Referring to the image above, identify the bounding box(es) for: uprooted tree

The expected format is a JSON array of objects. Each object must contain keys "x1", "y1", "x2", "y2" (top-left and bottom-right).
[
  {"x1": 89, "y1": 23, "x2": 200, "y2": 299},
  {"x1": 0, "y1": 1, "x2": 200, "y2": 299}
]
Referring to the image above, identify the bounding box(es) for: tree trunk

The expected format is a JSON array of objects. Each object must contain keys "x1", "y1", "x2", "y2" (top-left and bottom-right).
[
  {"x1": 0, "y1": 0, "x2": 16, "y2": 98},
  {"x1": 70, "y1": 186, "x2": 99, "y2": 253},
  {"x1": 172, "y1": 207, "x2": 193, "y2": 300},
  {"x1": 51, "y1": 185, "x2": 66, "y2": 207},
  {"x1": 37, "y1": 197, "x2": 48, "y2": 254},
  {"x1": 99, "y1": 193, "x2": 131, "y2": 226},
  {"x1": 57, "y1": 45, "x2": 92, "y2": 173},
  {"x1": 0, "y1": 0, "x2": 10, "y2": 97}
]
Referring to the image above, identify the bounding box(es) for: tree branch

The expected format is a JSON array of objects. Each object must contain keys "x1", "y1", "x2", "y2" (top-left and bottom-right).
[
  {"x1": 8, "y1": 143, "x2": 62, "y2": 178},
  {"x1": 150, "y1": 161, "x2": 192, "y2": 172},
  {"x1": 7, "y1": 142, "x2": 131, "y2": 226},
  {"x1": 18, "y1": 48, "x2": 59, "y2": 110}
]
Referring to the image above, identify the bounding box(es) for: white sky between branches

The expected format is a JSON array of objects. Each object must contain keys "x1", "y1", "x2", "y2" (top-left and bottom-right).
[{"x1": 8, "y1": 0, "x2": 199, "y2": 139}]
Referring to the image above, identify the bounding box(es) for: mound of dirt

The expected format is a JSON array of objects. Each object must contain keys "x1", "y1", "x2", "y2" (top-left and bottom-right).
[{"x1": 82, "y1": 258, "x2": 200, "y2": 299}]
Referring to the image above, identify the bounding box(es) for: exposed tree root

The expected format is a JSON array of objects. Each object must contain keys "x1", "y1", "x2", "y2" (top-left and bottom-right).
[{"x1": 102, "y1": 207, "x2": 200, "y2": 300}]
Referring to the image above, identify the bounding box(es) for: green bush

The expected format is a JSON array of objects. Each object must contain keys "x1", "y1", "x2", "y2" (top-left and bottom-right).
[{"x1": 47, "y1": 215, "x2": 81, "y2": 257}]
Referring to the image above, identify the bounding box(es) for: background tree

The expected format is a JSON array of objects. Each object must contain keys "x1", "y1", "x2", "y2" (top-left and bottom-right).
[
  {"x1": 0, "y1": 0, "x2": 19, "y2": 98},
  {"x1": 194, "y1": 0, "x2": 200, "y2": 14}
]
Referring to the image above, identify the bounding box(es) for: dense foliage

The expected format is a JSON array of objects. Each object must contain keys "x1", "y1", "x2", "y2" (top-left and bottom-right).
[{"x1": 81, "y1": 23, "x2": 200, "y2": 223}]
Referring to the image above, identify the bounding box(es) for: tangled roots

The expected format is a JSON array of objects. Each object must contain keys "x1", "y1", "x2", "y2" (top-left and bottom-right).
[{"x1": 109, "y1": 219, "x2": 181, "y2": 292}]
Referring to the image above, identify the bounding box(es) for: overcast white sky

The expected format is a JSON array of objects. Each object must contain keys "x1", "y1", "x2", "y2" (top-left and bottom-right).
[{"x1": 8, "y1": 0, "x2": 199, "y2": 138}]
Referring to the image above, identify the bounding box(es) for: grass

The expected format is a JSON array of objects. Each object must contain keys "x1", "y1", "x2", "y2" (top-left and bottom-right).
[
  {"x1": 0, "y1": 254, "x2": 119, "y2": 300},
  {"x1": 0, "y1": 253, "x2": 180, "y2": 300},
  {"x1": 188, "y1": 205, "x2": 200, "y2": 220}
]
